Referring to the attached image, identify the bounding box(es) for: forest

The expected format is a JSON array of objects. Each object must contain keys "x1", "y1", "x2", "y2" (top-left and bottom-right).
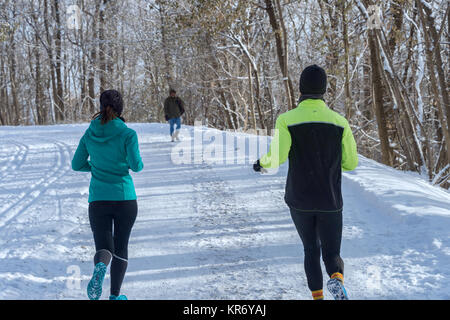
[{"x1": 0, "y1": 0, "x2": 448, "y2": 187}]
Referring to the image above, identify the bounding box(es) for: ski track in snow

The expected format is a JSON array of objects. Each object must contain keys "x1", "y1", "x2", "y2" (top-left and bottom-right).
[
  {"x1": 0, "y1": 139, "x2": 73, "y2": 229},
  {"x1": 0, "y1": 123, "x2": 449, "y2": 300},
  {"x1": 0, "y1": 141, "x2": 29, "y2": 182}
]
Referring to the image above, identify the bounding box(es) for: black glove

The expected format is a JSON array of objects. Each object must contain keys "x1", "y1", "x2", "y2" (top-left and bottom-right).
[
  {"x1": 253, "y1": 160, "x2": 263, "y2": 172},
  {"x1": 165, "y1": 114, "x2": 169, "y2": 121}
]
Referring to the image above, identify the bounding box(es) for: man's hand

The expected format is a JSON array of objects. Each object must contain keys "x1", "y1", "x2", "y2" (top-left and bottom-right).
[
  {"x1": 165, "y1": 114, "x2": 169, "y2": 121},
  {"x1": 253, "y1": 160, "x2": 268, "y2": 174}
]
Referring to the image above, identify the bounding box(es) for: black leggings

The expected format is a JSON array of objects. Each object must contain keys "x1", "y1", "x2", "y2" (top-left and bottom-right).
[
  {"x1": 89, "y1": 200, "x2": 137, "y2": 295},
  {"x1": 290, "y1": 208, "x2": 344, "y2": 292}
]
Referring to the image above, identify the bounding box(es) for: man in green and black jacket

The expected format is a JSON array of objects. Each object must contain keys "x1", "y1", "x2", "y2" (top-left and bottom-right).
[{"x1": 253, "y1": 65, "x2": 358, "y2": 300}]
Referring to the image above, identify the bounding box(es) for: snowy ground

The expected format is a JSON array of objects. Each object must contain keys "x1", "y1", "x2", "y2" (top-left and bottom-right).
[{"x1": 0, "y1": 123, "x2": 449, "y2": 300}]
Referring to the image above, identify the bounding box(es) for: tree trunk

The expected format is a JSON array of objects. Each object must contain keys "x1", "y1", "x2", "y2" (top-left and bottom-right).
[
  {"x1": 53, "y1": 0, "x2": 64, "y2": 122},
  {"x1": 264, "y1": 0, "x2": 295, "y2": 110},
  {"x1": 8, "y1": 40, "x2": 20, "y2": 125},
  {"x1": 341, "y1": 0, "x2": 352, "y2": 119},
  {"x1": 98, "y1": 0, "x2": 108, "y2": 93},
  {"x1": 88, "y1": 1, "x2": 101, "y2": 114},
  {"x1": 417, "y1": 0, "x2": 450, "y2": 165},
  {"x1": 247, "y1": 61, "x2": 257, "y2": 130},
  {"x1": 43, "y1": 0, "x2": 57, "y2": 123},
  {"x1": 388, "y1": 0, "x2": 404, "y2": 55},
  {"x1": 368, "y1": 30, "x2": 393, "y2": 166},
  {"x1": 31, "y1": 2, "x2": 46, "y2": 125},
  {"x1": 157, "y1": 0, "x2": 175, "y2": 91},
  {"x1": 34, "y1": 33, "x2": 45, "y2": 125},
  {"x1": 0, "y1": 49, "x2": 8, "y2": 125}
]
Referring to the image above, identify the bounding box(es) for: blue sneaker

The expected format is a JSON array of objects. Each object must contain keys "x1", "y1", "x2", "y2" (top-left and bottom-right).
[
  {"x1": 327, "y1": 278, "x2": 349, "y2": 300},
  {"x1": 87, "y1": 262, "x2": 107, "y2": 300},
  {"x1": 109, "y1": 294, "x2": 128, "y2": 300}
]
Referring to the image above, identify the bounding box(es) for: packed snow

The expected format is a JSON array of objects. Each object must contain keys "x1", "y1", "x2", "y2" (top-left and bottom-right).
[{"x1": 0, "y1": 123, "x2": 449, "y2": 300}]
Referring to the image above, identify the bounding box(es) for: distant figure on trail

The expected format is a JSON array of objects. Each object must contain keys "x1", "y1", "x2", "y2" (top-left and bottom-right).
[
  {"x1": 72, "y1": 89, "x2": 144, "y2": 300},
  {"x1": 164, "y1": 89, "x2": 185, "y2": 142},
  {"x1": 253, "y1": 65, "x2": 358, "y2": 300}
]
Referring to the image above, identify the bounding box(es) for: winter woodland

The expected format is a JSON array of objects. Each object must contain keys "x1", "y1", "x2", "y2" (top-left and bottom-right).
[{"x1": 0, "y1": 0, "x2": 448, "y2": 187}]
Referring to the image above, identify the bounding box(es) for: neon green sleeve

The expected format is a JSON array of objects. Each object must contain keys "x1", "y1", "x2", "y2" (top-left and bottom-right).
[
  {"x1": 259, "y1": 115, "x2": 292, "y2": 169},
  {"x1": 341, "y1": 120, "x2": 358, "y2": 171}
]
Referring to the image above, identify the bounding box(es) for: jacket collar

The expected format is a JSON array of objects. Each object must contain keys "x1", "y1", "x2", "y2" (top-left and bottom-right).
[
  {"x1": 297, "y1": 98, "x2": 327, "y2": 109},
  {"x1": 298, "y1": 93, "x2": 324, "y2": 104}
]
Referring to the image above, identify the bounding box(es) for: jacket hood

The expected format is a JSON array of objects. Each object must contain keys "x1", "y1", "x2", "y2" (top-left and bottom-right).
[{"x1": 86, "y1": 117, "x2": 127, "y2": 142}]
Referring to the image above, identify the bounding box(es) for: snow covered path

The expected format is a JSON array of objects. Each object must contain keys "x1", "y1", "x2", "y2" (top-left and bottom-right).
[{"x1": 0, "y1": 123, "x2": 449, "y2": 299}]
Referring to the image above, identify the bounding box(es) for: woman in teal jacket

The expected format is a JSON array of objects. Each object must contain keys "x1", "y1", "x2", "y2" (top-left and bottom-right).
[{"x1": 72, "y1": 90, "x2": 143, "y2": 300}]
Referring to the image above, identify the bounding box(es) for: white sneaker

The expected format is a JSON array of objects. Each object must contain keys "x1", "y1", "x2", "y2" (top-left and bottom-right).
[{"x1": 173, "y1": 130, "x2": 180, "y2": 141}]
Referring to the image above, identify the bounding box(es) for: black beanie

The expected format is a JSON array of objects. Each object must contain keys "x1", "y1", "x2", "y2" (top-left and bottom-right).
[
  {"x1": 299, "y1": 65, "x2": 327, "y2": 95},
  {"x1": 100, "y1": 90, "x2": 124, "y2": 116}
]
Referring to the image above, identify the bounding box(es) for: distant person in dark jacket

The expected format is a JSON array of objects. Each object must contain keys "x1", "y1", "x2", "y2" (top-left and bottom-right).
[{"x1": 164, "y1": 89, "x2": 185, "y2": 142}]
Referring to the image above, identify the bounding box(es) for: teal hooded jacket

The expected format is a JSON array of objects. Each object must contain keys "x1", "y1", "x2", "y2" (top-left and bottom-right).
[{"x1": 72, "y1": 117, "x2": 144, "y2": 203}]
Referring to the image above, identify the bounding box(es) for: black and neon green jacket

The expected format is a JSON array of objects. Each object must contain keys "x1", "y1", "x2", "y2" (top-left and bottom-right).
[{"x1": 260, "y1": 99, "x2": 358, "y2": 212}]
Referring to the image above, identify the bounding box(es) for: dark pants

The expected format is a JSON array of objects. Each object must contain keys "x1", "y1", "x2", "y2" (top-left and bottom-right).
[
  {"x1": 289, "y1": 208, "x2": 344, "y2": 292},
  {"x1": 89, "y1": 200, "x2": 137, "y2": 295}
]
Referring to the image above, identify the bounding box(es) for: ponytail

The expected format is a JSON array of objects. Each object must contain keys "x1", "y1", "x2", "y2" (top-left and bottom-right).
[{"x1": 92, "y1": 106, "x2": 118, "y2": 125}]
